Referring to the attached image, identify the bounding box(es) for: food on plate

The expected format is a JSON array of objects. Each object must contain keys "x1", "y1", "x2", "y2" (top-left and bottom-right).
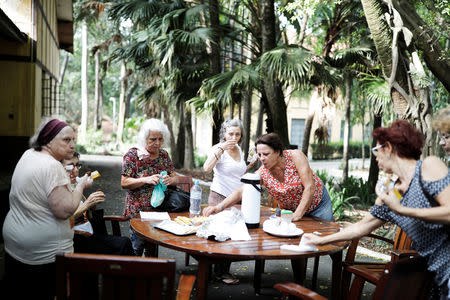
[{"x1": 174, "y1": 216, "x2": 209, "y2": 226}]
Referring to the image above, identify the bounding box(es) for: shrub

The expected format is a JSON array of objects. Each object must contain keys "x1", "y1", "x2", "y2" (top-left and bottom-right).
[{"x1": 311, "y1": 142, "x2": 370, "y2": 160}]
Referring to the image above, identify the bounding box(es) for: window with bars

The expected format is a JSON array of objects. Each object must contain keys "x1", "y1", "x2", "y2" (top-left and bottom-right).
[{"x1": 41, "y1": 72, "x2": 65, "y2": 117}]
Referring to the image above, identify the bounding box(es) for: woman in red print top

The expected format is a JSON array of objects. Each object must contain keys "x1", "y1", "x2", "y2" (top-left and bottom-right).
[
  {"x1": 203, "y1": 133, "x2": 334, "y2": 222},
  {"x1": 121, "y1": 118, "x2": 179, "y2": 255}
]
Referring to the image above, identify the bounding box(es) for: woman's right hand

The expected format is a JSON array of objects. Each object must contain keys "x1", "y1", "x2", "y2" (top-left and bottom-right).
[
  {"x1": 203, "y1": 205, "x2": 220, "y2": 217},
  {"x1": 220, "y1": 139, "x2": 238, "y2": 151},
  {"x1": 301, "y1": 233, "x2": 324, "y2": 246}
]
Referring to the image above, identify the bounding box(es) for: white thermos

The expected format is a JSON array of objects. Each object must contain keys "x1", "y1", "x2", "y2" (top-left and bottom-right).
[{"x1": 240, "y1": 173, "x2": 261, "y2": 228}]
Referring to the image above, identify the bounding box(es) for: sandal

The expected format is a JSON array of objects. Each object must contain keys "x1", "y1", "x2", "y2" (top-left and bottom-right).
[{"x1": 220, "y1": 273, "x2": 239, "y2": 285}]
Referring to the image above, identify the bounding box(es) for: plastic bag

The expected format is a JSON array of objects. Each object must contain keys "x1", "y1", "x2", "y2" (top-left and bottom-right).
[{"x1": 151, "y1": 171, "x2": 168, "y2": 208}]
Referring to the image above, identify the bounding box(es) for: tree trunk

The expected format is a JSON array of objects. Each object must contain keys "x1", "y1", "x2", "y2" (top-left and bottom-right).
[
  {"x1": 173, "y1": 103, "x2": 186, "y2": 169},
  {"x1": 79, "y1": 20, "x2": 88, "y2": 144},
  {"x1": 298, "y1": 13, "x2": 309, "y2": 46},
  {"x1": 242, "y1": 86, "x2": 252, "y2": 160},
  {"x1": 184, "y1": 108, "x2": 195, "y2": 169},
  {"x1": 93, "y1": 50, "x2": 100, "y2": 130},
  {"x1": 342, "y1": 73, "x2": 352, "y2": 182},
  {"x1": 368, "y1": 115, "x2": 382, "y2": 195},
  {"x1": 125, "y1": 82, "x2": 138, "y2": 118},
  {"x1": 256, "y1": 98, "x2": 264, "y2": 138},
  {"x1": 162, "y1": 104, "x2": 176, "y2": 158},
  {"x1": 261, "y1": 0, "x2": 289, "y2": 147},
  {"x1": 98, "y1": 79, "x2": 103, "y2": 130},
  {"x1": 209, "y1": 0, "x2": 222, "y2": 144},
  {"x1": 393, "y1": 0, "x2": 450, "y2": 92},
  {"x1": 116, "y1": 62, "x2": 127, "y2": 144}
]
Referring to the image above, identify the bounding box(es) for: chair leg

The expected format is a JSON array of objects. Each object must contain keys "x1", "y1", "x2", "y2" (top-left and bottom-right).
[
  {"x1": 311, "y1": 257, "x2": 319, "y2": 291},
  {"x1": 144, "y1": 243, "x2": 158, "y2": 257},
  {"x1": 341, "y1": 269, "x2": 352, "y2": 300},
  {"x1": 348, "y1": 275, "x2": 365, "y2": 300}
]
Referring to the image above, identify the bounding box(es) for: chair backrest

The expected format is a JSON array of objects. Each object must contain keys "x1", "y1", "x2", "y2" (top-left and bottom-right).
[
  {"x1": 392, "y1": 226, "x2": 413, "y2": 250},
  {"x1": 56, "y1": 253, "x2": 176, "y2": 300},
  {"x1": 177, "y1": 175, "x2": 193, "y2": 193},
  {"x1": 371, "y1": 256, "x2": 433, "y2": 300}
]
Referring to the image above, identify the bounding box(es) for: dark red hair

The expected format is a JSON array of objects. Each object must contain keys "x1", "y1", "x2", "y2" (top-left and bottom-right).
[{"x1": 372, "y1": 120, "x2": 424, "y2": 160}]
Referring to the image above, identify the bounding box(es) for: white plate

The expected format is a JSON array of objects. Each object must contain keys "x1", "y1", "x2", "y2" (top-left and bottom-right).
[
  {"x1": 263, "y1": 226, "x2": 304, "y2": 237},
  {"x1": 154, "y1": 220, "x2": 198, "y2": 236}
]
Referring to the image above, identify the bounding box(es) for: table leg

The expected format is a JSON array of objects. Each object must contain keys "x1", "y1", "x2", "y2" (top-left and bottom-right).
[
  {"x1": 291, "y1": 258, "x2": 307, "y2": 284},
  {"x1": 196, "y1": 259, "x2": 210, "y2": 300},
  {"x1": 254, "y1": 259, "x2": 264, "y2": 293},
  {"x1": 143, "y1": 242, "x2": 158, "y2": 257},
  {"x1": 330, "y1": 250, "x2": 343, "y2": 300}
]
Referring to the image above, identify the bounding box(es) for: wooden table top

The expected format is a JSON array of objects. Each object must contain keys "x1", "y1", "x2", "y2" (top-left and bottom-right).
[{"x1": 131, "y1": 206, "x2": 348, "y2": 260}]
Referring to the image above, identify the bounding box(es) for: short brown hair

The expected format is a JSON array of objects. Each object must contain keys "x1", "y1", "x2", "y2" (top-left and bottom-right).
[
  {"x1": 373, "y1": 120, "x2": 424, "y2": 160},
  {"x1": 255, "y1": 133, "x2": 284, "y2": 156}
]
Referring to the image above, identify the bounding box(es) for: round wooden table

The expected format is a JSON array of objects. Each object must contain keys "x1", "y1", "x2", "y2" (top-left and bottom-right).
[{"x1": 131, "y1": 206, "x2": 348, "y2": 300}]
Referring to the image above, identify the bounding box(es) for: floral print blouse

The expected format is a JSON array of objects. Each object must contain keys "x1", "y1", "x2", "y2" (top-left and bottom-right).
[
  {"x1": 260, "y1": 150, "x2": 323, "y2": 213},
  {"x1": 121, "y1": 147, "x2": 175, "y2": 217}
]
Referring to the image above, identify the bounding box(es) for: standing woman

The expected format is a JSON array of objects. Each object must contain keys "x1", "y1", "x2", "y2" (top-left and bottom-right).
[
  {"x1": 204, "y1": 119, "x2": 256, "y2": 206},
  {"x1": 203, "y1": 119, "x2": 256, "y2": 284},
  {"x1": 2, "y1": 118, "x2": 92, "y2": 299},
  {"x1": 203, "y1": 133, "x2": 334, "y2": 222},
  {"x1": 121, "y1": 118, "x2": 179, "y2": 256}
]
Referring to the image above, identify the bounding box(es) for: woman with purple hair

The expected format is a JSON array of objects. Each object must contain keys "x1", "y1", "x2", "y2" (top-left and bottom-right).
[{"x1": 2, "y1": 118, "x2": 93, "y2": 299}]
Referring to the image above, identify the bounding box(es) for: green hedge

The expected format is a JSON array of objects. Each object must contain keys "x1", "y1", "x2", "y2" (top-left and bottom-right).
[{"x1": 311, "y1": 142, "x2": 370, "y2": 160}]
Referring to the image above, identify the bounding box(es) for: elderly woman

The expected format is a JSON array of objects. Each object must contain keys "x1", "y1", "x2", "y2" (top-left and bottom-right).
[
  {"x1": 433, "y1": 105, "x2": 450, "y2": 155},
  {"x1": 203, "y1": 133, "x2": 334, "y2": 222},
  {"x1": 302, "y1": 120, "x2": 450, "y2": 299},
  {"x1": 121, "y1": 118, "x2": 179, "y2": 255},
  {"x1": 203, "y1": 119, "x2": 257, "y2": 284},
  {"x1": 2, "y1": 118, "x2": 92, "y2": 299}
]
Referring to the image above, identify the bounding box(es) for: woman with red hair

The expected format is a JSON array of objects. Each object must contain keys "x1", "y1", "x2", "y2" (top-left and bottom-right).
[{"x1": 302, "y1": 120, "x2": 450, "y2": 299}]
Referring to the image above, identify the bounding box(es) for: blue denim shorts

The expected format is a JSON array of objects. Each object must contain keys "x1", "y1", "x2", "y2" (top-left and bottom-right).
[{"x1": 307, "y1": 185, "x2": 334, "y2": 221}]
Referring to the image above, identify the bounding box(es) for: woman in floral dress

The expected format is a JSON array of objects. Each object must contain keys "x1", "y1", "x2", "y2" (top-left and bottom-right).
[
  {"x1": 121, "y1": 118, "x2": 179, "y2": 255},
  {"x1": 203, "y1": 133, "x2": 334, "y2": 222}
]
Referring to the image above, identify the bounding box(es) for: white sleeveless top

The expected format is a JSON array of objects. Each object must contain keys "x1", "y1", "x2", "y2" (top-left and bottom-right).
[{"x1": 210, "y1": 144, "x2": 246, "y2": 197}]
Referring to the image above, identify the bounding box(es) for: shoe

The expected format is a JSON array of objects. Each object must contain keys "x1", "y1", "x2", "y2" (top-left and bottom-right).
[{"x1": 220, "y1": 273, "x2": 239, "y2": 285}]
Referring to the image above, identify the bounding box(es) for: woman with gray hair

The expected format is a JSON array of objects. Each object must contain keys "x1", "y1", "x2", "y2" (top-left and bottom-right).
[
  {"x1": 203, "y1": 119, "x2": 256, "y2": 284},
  {"x1": 2, "y1": 118, "x2": 93, "y2": 299},
  {"x1": 121, "y1": 118, "x2": 179, "y2": 255}
]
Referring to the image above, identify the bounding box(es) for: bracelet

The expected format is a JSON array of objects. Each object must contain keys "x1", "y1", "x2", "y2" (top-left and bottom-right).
[
  {"x1": 218, "y1": 146, "x2": 224, "y2": 152},
  {"x1": 214, "y1": 153, "x2": 219, "y2": 160}
]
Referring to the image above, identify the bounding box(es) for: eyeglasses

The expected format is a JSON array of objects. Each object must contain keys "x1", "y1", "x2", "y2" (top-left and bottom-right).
[
  {"x1": 438, "y1": 133, "x2": 450, "y2": 141},
  {"x1": 371, "y1": 144, "x2": 384, "y2": 157},
  {"x1": 65, "y1": 164, "x2": 82, "y2": 172},
  {"x1": 74, "y1": 164, "x2": 82, "y2": 169}
]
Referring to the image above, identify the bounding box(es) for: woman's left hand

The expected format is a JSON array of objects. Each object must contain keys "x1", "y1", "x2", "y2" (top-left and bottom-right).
[
  {"x1": 162, "y1": 174, "x2": 176, "y2": 186},
  {"x1": 378, "y1": 191, "x2": 402, "y2": 212}
]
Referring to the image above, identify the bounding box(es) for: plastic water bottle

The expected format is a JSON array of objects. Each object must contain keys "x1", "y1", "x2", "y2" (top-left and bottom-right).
[{"x1": 189, "y1": 180, "x2": 202, "y2": 217}]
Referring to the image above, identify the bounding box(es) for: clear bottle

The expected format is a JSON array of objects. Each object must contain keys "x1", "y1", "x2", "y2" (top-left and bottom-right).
[{"x1": 189, "y1": 180, "x2": 202, "y2": 217}]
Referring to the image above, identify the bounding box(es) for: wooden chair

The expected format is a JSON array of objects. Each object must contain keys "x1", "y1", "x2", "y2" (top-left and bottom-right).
[
  {"x1": 56, "y1": 252, "x2": 196, "y2": 300},
  {"x1": 274, "y1": 255, "x2": 433, "y2": 300},
  {"x1": 341, "y1": 226, "x2": 416, "y2": 299},
  {"x1": 103, "y1": 175, "x2": 193, "y2": 238}
]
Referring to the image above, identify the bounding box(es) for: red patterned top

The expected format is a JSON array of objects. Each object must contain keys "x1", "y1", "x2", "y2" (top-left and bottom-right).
[
  {"x1": 121, "y1": 147, "x2": 175, "y2": 217},
  {"x1": 260, "y1": 150, "x2": 323, "y2": 213}
]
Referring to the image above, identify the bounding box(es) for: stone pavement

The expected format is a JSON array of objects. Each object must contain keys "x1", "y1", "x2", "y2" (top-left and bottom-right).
[{"x1": 81, "y1": 154, "x2": 379, "y2": 299}]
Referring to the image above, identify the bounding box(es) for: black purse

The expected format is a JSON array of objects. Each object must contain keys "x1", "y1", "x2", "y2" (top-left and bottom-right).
[{"x1": 158, "y1": 187, "x2": 190, "y2": 212}]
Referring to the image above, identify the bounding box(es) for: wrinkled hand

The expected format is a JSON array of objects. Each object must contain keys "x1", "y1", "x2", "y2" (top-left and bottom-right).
[
  {"x1": 162, "y1": 175, "x2": 176, "y2": 186},
  {"x1": 85, "y1": 191, "x2": 105, "y2": 208},
  {"x1": 301, "y1": 233, "x2": 323, "y2": 246},
  {"x1": 292, "y1": 212, "x2": 303, "y2": 222},
  {"x1": 77, "y1": 174, "x2": 93, "y2": 190},
  {"x1": 142, "y1": 174, "x2": 161, "y2": 185},
  {"x1": 378, "y1": 191, "x2": 402, "y2": 212},
  {"x1": 203, "y1": 205, "x2": 220, "y2": 217},
  {"x1": 220, "y1": 139, "x2": 238, "y2": 151}
]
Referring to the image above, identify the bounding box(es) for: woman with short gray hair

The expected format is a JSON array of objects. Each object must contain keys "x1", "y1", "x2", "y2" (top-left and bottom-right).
[{"x1": 121, "y1": 118, "x2": 178, "y2": 256}]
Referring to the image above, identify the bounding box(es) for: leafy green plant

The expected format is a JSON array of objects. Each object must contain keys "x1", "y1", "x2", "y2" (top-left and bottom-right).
[
  {"x1": 327, "y1": 183, "x2": 359, "y2": 221},
  {"x1": 341, "y1": 176, "x2": 375, "y2": 208},
  {"x1": 194, "y1": 153, "x2": 207, "y2": 168}
]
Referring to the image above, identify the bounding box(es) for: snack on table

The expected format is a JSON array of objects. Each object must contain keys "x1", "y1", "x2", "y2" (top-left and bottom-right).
[{"x1": 174, "y1": 216, "x2": 209, "y2": 226}]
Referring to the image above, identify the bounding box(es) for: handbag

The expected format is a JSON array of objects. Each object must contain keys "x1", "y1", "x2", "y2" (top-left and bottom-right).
[{"x1": 158, "y1": 187, "x2": 190, "y2": 212}]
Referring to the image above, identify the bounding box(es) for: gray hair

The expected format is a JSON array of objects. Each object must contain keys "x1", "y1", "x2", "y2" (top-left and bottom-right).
[
  {"x1": 137, "y1": 118, "x2": 170, "y2": 149},
  {"x1": 219, "y1": 119, "x2": 244, "y2": 144}
]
